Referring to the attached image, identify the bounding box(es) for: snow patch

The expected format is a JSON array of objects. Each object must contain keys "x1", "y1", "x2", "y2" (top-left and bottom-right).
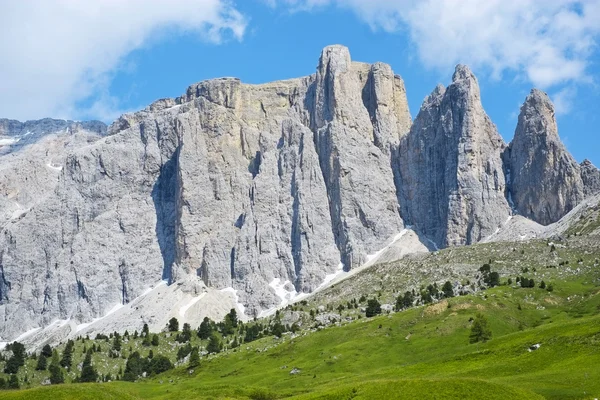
[
  {"x1": 0, "y1": 137, "x2": 19, "y2": 146},
  {"x1": 46, "y1": 162, "x2": 63, "y2": 171}
]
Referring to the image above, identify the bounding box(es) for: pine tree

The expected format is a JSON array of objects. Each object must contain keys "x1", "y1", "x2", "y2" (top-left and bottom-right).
[
  {"x1": 188, "y1": 347, "x2": 200, "y2": 369},
  {"x1": 112, "y1": 335, "x2": 122, "y2": 352},
  {"x1": 168, "y1": 317, "x2": 179, "y2": 332},
  {"x1": 206, "y1": 333, "x2": 223, "y2": 354},
  {"x1": 197, "y1": 317, "x2": 213, "y2": 340},
  {"x1": 80, "y1": 350, "x2": 98, "y2": 383},
  {"x1": 60, "y1": 340, "x2": 75, "y2": 369},
  {"x1": 151, "y1": 334, "x2": 160, "y2": 346},
  {"x1": 365, "y1": 299, "x2": 382, "y2": 317},
  {"x1": 539, "y1": 280, "x2": 546, "y2": 289},
  {"x1": 177, "y1": 323, "x2": 192, "y2": 343},
  {"x1": 41, "y1": 344, "x2": 53, "y2": 358},
  {"x1": 469, "y1": 313, "x2": 492, "y2": 344},
  {"x1": 142, "y1": 323, "x2": 150, "y2": 337},
  {"x1": 49, "y1": 350, "x2": 65, "y2": 384},
  {"x1": 142, "y1": 334, "x2": 151, "y2": 347},
  {"x1": 35, "y1": 352, "x2": 47, "y2": 371},
  {"x1": 442, "y1": 281, "x2": 454, "y2": 298}
]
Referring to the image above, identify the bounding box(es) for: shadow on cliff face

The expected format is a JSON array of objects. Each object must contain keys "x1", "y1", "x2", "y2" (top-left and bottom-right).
[{"x1": 151, "y1": 146, "x2": 181, "y2": 284}]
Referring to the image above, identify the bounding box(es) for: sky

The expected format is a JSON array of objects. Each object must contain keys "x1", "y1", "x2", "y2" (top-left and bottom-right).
[{"x1": 1, "y1": 0, "x2": 599, "y2": 165}]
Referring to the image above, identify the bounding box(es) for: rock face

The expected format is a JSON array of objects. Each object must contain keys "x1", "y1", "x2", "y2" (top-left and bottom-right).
[
  {"x1": 506, "y1": 89, "x2": 584, "y2": 225},
  {"x1": 398, "y1": 65, "x2": 510, "y2": 247},
  {"x1": 0, "y1": 46, "x2": 412, "y2": 340},
  {"x1": 580, "y1": 159, "x2": 600, "y2": 197},
  {"x1": 0, "y1": 47, "x2": 596, "y2": 342}
]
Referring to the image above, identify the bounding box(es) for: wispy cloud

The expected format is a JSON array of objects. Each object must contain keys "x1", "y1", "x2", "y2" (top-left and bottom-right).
[
  {"x1": 0, "y1": 0, "x2": 247, "y2": 122},
  {"x1": 269, "y1": 0, "x2": 600, "y2": 89}
]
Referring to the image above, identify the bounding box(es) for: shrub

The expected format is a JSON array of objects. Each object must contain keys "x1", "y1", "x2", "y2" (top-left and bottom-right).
[{"x1": 469, "y1": 313, "x2": 492, "y2": 344}]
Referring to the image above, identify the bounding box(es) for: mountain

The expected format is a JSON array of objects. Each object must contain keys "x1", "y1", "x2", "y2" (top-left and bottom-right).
[
  {"x1": 0, "y1": 45, "x2": 597, "y2": 344},
  {"x1": 506, "y1": 89, "x2": 585, "y2": 225},
  {"x1": 398, "y1": 65, "x2": 510, "y2": 248}
]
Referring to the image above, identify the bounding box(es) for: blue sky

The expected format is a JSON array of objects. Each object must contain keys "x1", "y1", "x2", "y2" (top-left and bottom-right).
[{"x1": 1, "y1": 0, "x2": 599, "y2": 165}]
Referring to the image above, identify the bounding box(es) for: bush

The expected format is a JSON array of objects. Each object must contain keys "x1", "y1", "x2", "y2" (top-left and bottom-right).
[
  {"x1": 539, "y1": 280, "x2": 546, "y2": 289},
  {"x1": 8, "y1": 375, "x2": 19, "y2": 389},
  {"x1": 469, "y1": 313, "x2": 492, "y2": 344},
  {"x1": 150, "y1": 355, "x2": 173, "y2": 375}
]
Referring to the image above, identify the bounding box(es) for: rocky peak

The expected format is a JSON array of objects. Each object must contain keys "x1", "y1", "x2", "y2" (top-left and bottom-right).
[
  {"x1": 399, "y1": 65, "x2": 510, "y2": 247},
  {"x1": 318, "y1": 45, "x2": 352, "y2": 76},
  {"x1": 507, "y1": 89, "x2": 584, "y2": 225},
  {"x1": 581, "y1": 159, "x2": 600, "y2": 197},
  {"x1": 452, "y1": 64, "x2": 476, "y2": 83}
]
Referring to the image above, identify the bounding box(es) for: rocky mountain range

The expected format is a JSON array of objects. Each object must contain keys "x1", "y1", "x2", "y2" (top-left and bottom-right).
[{"x1": 0, "y1": 45, "x2": 598, "y2": 343}]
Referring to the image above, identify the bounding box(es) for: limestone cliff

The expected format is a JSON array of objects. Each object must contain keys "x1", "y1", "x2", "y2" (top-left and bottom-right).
[
  {"x1": 506, "y1": 89, "x2": 584, "y2": 225},
  {"x1": 398, "y1": 65, "x2": 510, "y2": 248}
]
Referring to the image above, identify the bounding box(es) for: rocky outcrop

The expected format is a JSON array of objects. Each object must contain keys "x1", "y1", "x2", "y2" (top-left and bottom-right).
[
  {"x1": 0, "y1": 46, "x2": 412, "y2": 340},
  {"x1": 581, "y1": 159, "x2": 600, "y2": 197},
  {"x1": 506, "y1": 89, "x2": 584, "y2": 225},
  {"x1": 398, "y1": 65, "x2": 511, "y2": 248},
  {"x1": 0, "y1": 47, "x2": 596, "y2": 343}
]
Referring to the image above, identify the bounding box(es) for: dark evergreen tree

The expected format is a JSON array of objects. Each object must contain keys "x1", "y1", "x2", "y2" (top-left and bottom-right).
[
  {"x1": 60, "y1": 340, "x2": 75, "y2": 369},
  {"x1": 177, "y1": 343, "x2": 192, "y2": 360},
  {"x1": 151, "y1": 334, "x2": 160, "y2": 346},
  {"x1": 123, "y1": 351, "x2": 149, "y2": 382},
  {"x1": 112, "y1": 335, "x2": 122, "y2": 352},
  {"x1": 80, "y1": 350, "x2": 98, "y2": 383},
  {"x1": 41, "y1": 344, "x2": 53, "y2": 358},
  {"x1": 142, "y1": 323, "x2": 150, "y2": 337},
  {"x1": 177, "y1": 323, "x2": 192, "y2": 343},
  {"x1": 149, "y1": 355, "x2": 173, "y2": 375},
  {"x1": 168, "y1": 317, "x2": 179, "y2": 332},
  {"x1": 365, "y1": 299, "x2": 382, "y2": 317},
  {"x1": 244, "y1": 325, "x2": 261, "y2": 343},
  {"x1": 197, "y1": 317, "x2": 213, "y2": 340},
  {"x1": 442, "y1": 281, "x2": 454, "y2": 298},
  {"x1": 3, "y1": 357, "x2": 20, "y2": 374},
  {"x1": 49, "y1": 350, "x2": 65, "y2": 384},
  {"x1": 539, "y1": 280, "x2": 546, "y2": 289},
  {"x1": 206, "y1": 333, "x2": 223, "y2": 354},
  {"x1": 188, "y1": 347, "x2": 200, "y2": 369},
  {"x1": 35, "y1": 352, "x2": 47, "y2": 371},
  {"x1": 8, "y1": 375, "x2": 19, "y2": 389}
]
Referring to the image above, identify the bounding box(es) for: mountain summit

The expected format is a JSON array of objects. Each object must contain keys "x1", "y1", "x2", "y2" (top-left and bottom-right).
[{"x1": 0, "y1": 46, "x2": 597, "y2": 343}]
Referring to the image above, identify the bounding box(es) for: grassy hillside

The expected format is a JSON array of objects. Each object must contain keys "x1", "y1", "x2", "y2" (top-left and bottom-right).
[{"x1": 1, "y1": 238, "x2": 599, "y2": 399}]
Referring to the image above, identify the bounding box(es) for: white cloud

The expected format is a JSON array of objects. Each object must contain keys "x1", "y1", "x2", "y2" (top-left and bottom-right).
[
  {"x1": 0, "y1": 0, "x2": 246, "y2": 122},
  {"x1": 552, "y1": 87, "x2": 578, "y2": 115},
  {"x1": 270, "y1": 0, "x2": 600, "y2": 88}
]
